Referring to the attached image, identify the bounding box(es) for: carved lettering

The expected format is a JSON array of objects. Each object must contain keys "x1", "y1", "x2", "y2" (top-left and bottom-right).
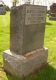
[{"x1": 25, "y1": 5, "x2": 46, "y2": 25}]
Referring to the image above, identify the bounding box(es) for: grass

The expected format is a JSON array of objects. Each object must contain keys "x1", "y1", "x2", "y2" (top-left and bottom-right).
[{"x1": 0, "y1": 12, "x2": 56, "y2": 80}]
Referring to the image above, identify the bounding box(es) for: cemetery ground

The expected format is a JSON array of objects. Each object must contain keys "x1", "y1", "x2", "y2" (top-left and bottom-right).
[{"x1": 0, "y1": 12, "x2": 56, "y2": 80}]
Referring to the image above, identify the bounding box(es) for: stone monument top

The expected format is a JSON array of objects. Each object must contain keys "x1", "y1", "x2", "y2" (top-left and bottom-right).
[
  {"x1": 10, "y1": 4, "x2": 47, "y2": 55},
  {"x1": 49, "y1": 3, "x2": 56, "y2": 20},
  {"x1": 3, "y1": 4, "x2": 48, "y2": 78},
  {"x1": 24, "y1": 0, "x2": 31, "y2": 4}
]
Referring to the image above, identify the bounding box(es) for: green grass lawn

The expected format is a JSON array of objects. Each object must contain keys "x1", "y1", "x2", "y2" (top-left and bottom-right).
[{"x1": 0, "y1": 12, "x2": 56, "y2": 80}]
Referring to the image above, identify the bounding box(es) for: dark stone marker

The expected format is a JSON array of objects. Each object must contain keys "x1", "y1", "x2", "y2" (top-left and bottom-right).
[
  {"x1": 49, "y1": 3, "x2": 56, "y2": 20},
  {"x1": 10, "y1": 4, "x2": 47, "y2": 55},
  {"x1": 3, "y1": 4, "x2": 48, "y2": 78}
]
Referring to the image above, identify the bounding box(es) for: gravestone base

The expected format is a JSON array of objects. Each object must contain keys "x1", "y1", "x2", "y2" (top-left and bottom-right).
[
  {"x1": 49, "y1": 16, "x2": 56, "y2": 20},
  {"x1": 3, "y1": 48, "x2": 48, "y2": 78}
]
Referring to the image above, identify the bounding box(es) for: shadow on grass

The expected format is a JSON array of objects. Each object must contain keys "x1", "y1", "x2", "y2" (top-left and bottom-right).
[
  {"x1": 46, "y1": 22, "x2": 53, "y2": 25},
  {"x1": 6, "y1": 64, "x2": 56, "y2": 80}
]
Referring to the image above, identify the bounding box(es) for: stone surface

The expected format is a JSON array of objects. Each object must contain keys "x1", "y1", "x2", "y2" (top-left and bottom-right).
[
  {"x1": 0, "y1": 5, "x2": 6, "y2": 15},
  {"x1": 3, "y1": 4, "x2": 48, "y2": 78},
  {"x1": 10, "y1": 4, "x2": 47, "y2": 55},
  {"x1": 49, "y1": 3, "x2": 56, "y2": 20},
  {"x1": 3, "y1": 48, "x2": 48, "y2": 77}
]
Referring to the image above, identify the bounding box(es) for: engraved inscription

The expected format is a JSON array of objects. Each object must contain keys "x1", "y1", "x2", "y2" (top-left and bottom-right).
[{"x1": 25, "y1": 5, "x2": 46, "y2": 25}]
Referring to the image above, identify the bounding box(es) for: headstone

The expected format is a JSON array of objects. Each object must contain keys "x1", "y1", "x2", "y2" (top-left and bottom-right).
[
  {"x1": 0, "y1": 1, "x2": 6, "y2": 15},
  {"x1": 49, "y1": 3, "x2": 56, "y2": 20},
  {"x1": 3, "y1": 4, "x2": 48, "y2": 78},
  {"x1": 10, "y1": 5, "x2": 46, "y2": 55},
  {"x1": 24, "y1": 0, "x2": 31, "y2": 4},
  {"x1": 0, "y1": 5, "x2": 6, "y2": 15}
]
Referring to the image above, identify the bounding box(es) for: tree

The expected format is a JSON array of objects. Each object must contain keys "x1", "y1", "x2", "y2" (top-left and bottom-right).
[{"x1": 6, "y1": 6, "x2": 10, "y2": 11}]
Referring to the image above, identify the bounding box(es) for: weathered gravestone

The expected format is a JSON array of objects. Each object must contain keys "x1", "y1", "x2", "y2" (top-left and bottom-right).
[
  {"x1": 49, "y1": 3, "x2": 56, "y2": 20},
  {"x1": 0, "y1": 5, "x2": 6, "y2": 15},
  {"x1": 3, "y1": 4, "x2": 48, "y2": 78},
  {"x1": 0, "y1": 1, "x2": 6, "y2": 15}
]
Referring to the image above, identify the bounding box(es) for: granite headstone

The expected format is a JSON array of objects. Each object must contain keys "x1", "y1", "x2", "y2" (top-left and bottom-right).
[
  {"x1": 3, "y1": 4, "x2": 48, "y2": 78},
  {"x1": 10, "y1": 5, "x2": 46, "y2": 55}
]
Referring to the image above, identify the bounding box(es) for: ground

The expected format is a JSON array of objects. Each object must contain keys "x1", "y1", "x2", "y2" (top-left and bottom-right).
[{"x1": 0, "y1": 12, "x2": 56, "y2": 80}]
